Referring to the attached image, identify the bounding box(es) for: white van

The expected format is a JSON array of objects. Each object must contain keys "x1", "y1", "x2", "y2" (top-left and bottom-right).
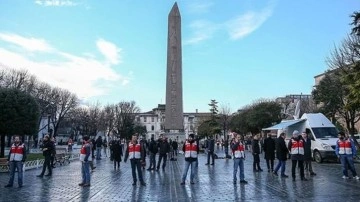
[{"x1": 263, "y1": 113, "x2": 338, "y2": 163}]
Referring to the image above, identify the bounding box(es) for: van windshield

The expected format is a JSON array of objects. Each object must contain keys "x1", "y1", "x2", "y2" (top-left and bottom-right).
[{"x1": 312, "y1": 127, "x2": 338, "y2": 138}]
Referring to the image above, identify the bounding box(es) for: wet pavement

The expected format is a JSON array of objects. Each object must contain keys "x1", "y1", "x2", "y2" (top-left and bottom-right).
[{"x1": 1, "y1": 150, "x2": 360, "y2": 202}]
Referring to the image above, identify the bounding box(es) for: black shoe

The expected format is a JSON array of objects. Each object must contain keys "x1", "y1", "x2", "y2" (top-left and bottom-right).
[
  {"x1": 4, "y1": 184, "x2": 12, "y2": 188},
  {"x1": 140, "y1": 182, "x2": 146, "y2": 186},
  {"x1": 310, "y1": 172, "x2": 316, "y2": 176},
  {"x1": 132, "y1": 182, "x2": 136, "y2": 186},
  {"x1": 180, "y1": 182, "x2": 185, "y2": 185},
  {"x1": 190, "y1": 181, "x2": 195, "y2": 184},
  {"x1": 82, "y1": 184, "x2": 91, "y2": 187},
  {"x1": 205, "y1": 163, "x2": 209, "y2": 165},
  {"x1": 281, "y1": 174, "x2": 289, "y2": 178},
  {"x1": 45, "y1": 174, "x2": 52, "y2": 176},
  {"x1": 18, "y1": 185, "x2": 23, "y2": 188},
  {"x1": 79, "y1": 183, "x2": 85, "y2": 186},
  {"x1": 240, "y1": 180, "x2": 248, "y2": 184},
  {"x1": 268, "y1": 169, "x2": 271, "y2": 173},
  {"x1": 273, "y1": 172, "x2": 278, "y2": 176},
  {"x1": 258, "y1": 169, "x2": 263, "y2": 172},
  {"x1": 147, "y1": 168, "x2": 152, "y2": 171},
  {"x1": 36, "y1": 175, "x2": 43, "y2": 177},
  {"x1": 210, "y1": 163, "x2": 214, "y2": 165},
  {"x1": 301, "y1": 178, "x2": 308, "y2": 181}
]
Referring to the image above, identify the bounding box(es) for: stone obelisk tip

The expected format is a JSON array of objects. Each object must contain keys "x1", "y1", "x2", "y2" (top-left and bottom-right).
[{"x1": 169, "y1": 2, "x2": 180, "y2": 17}]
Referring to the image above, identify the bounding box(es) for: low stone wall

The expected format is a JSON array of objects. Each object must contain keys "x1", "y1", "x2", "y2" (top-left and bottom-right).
[{"x1": 0, "y1": 153, "x2": 80, "y2": 173}]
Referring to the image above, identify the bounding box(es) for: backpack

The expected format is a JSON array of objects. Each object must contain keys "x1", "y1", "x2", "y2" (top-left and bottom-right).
[{"x1": 152, "y1": 142, "x2": 158, "y2": 153}]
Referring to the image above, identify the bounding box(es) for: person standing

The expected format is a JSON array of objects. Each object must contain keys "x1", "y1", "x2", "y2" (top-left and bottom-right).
[
  {"x1": 335, "y1": 131, "x2": 360, "y2": 179},
  {"x1": 180, "y1": 134, "x2": 199, "y2": 185},
  {"x1": 67, "y1": 138, "x2": 73, "y2": 152},
  {"x1": 37, "y1": 135, "x2": 54, "y2": 177},
  {"x1": 171, "y1": 139, "x2": 178, "y2": 161},
  {"x1": 302, "y1": 132, "x2": 316, "y2": 176},
  {"x1": 50, "y1": 137, "x2": 56, "y2": 168},
  {"x1": 4, "y1": 136, "x2": 26, "y2": 188},
  {"x1": 95, "y1": 136, "x2": 103, "y2": 160},
  {"x1": 156, "y1": 135, "x2": 170, "y2": 171},
  {"x1": 273, "y1": 133, "x2": 289, "y2": 178},
  {"x1": 147, "y1": 136, "x2": 158, "y2": 171},
  {"x1": 252, "y1": 135, "x2": 263, "y2": 172},
  {"x1": 263, "y1": 134, "x2": 276, "y2": 172},
  {"x1": 288, "y1": 130, "x2": 307, "y2": 181},
  {"x1": 124, "y1": 135, "x2": 146, "y2": 186},
  {"x1": 231, "y1": 133, "x2": 248, "y2": 184},
  {"x1": 205, "y1": 136, "x2": 215, "y2": 165},
  {"x1": 103, "y1": 138, "x2": 108, "y2": 158},
  {"x1": 110, "y1": 138, "x2": 123, "y2": 170},
  {"x1": 79, "y1": 136, "x2": 92, "y2": 187}
]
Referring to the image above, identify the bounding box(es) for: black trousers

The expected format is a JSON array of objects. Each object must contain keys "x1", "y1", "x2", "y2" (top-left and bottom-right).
[
  {"x1": 157, "y1": 154, "x2": 167, "y2": 169},
  {"x1": 40, "y1": 155, "x2": 52, "y2": 175},
  {"x1": 130, "y1": 159, "x2": 144, "y2": 183},
  {"x1": 291, "y1": 160, "x2": 304, "y2": 179},
  {"x1": 207, "y1": 151, "x2": 215, "y2": 164}
]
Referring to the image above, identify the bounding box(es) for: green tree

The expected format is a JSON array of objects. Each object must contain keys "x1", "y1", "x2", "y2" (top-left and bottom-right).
[
  {"x1": 351, "y1": 11, "x2": 360, "y2": 36},
  {"x1": 0, "y1": 88, "x2": 40, "y2": 157},
  {"x1": 229, "y1": 100, "x2": 281, "y2": 135},
  {"x1": 312, "y1": 73, "x2": 343, "y2": 124}
]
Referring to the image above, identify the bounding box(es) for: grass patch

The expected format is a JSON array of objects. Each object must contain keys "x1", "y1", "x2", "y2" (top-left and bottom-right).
[{"x1": 4, "y1": 153, "x2": 44, "y2": 161}]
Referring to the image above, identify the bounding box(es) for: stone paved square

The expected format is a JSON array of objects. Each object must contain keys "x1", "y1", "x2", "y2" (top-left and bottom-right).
[{"x1": 1, "y1": 150, "x2": 360, "y2": 202}]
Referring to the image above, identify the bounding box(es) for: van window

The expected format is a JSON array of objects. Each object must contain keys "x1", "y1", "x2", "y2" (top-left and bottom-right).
[{"x1": 312, "y1": 127, "x2": 338, "y2": 138}]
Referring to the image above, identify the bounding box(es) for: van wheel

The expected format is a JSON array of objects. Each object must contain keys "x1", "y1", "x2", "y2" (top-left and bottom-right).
[{"x1": 314, "y1": 151, "x2": 323, "y2": 163}]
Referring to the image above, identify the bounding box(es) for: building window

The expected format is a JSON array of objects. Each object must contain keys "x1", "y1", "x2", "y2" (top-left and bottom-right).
[
  {"x1": 152, "y1": 117, "x2": 154, "y2": 122},
  {"x1": 151, "y1": 125, "x2": 154, "y2": 131},
  {"x1": 144, "y1": 117, "x2": 147, "y2": 122}
]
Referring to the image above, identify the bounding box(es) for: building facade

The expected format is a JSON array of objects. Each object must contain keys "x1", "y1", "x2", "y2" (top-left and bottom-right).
[{"x1": 135, "y1": 104, "x2": 211, "y2": 141}]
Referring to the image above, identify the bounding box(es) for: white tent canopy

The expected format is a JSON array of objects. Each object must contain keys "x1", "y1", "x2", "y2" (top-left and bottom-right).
[{"x1": 262, "y1": 119, "x2": 305, "y2": 131}]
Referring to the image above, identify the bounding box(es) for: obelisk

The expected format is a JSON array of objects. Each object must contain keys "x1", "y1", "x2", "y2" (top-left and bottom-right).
[{"x1": 165, "y1": 2, "x2": 184, "y2": 131}]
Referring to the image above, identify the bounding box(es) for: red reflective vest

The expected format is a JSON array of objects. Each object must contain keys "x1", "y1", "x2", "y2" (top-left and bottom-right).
[
  {"x1": 128, "y1": 143, "x2": 141, "y2": 159},
  {"x1": 9, "y1": 143, "x2": 25, "y2": 161},
  {"x1": 184, "y1": 141, "x2": 198, "y2": 158},
  {"x1": 290, "y1": 139, "x2": 304, "y2": 155},
  {"x1": 79, "y1": 142, "x2": 92, "y2": 162},
  {"x1": 233, "y1": 142, "x2": 245, "y2": 158},
  {"x1": 338, "y1": 139, "x2": 352, "y2": 155}
]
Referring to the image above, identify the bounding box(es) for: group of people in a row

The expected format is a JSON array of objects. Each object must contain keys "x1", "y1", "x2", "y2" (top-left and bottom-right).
[{"x1": 3, "y1": 129, "x2": 359, "y2": 188}]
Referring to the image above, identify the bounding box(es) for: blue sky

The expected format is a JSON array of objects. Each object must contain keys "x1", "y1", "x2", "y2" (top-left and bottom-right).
[{"x1": 0, "y1": 0, "x2": 359, "y2": 113}]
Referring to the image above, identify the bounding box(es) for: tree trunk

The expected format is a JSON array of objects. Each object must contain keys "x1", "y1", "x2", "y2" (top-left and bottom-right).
[{"x1": 0, "y1": 135, "x2": 5, "y2": 157}]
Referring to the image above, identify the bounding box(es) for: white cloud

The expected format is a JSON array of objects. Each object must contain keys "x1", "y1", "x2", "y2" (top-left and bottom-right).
[
  {"x1": 226, "y1": 3, "x2": 275, "y2": 40},
  {"x1": 35, "y1": 0, "x2": 78, "y2": 7},
  {"x1": 185, "y1": 20, "x2": 219, "y2": 45},
  {"x1": 0, "y1": 33, "x2": 127, "y2": 99},
  {"x1": 96, "y1": 38, "x2": 122, "y2": 65},
  {"x1": 185, "y1": 1, "x2": 276, "y2": 44},
  {"x1": 0, "y1": 33, "x2": 53, "y2": 52},
  {"x1": 187, "y1": 1, "x2": 214, "y2": 14}
]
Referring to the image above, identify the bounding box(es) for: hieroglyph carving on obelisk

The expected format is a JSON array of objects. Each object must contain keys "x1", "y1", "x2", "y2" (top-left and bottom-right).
[{"x1": 165, "y1": 2, "x2": 184, "y2": 130}]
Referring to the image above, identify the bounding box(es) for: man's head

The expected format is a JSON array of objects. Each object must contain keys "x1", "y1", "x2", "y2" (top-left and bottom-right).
[
  {"x1": 301, "y1": 132, "x2": 307, "y2": 139},
  {"x1": 14, "y1": 136, "x2": 20, "y2": 144},
  {"x1": 44, "y1": 135, "x2": 49, "y2": 141},
  {"x1": 132, "y1": 135, "x2": 138, "y2": 142},
  {"x1": 188, "y1": 134, "x2": 194, "y2": 141},
  {"x1": 279, "y1": 132, "x2": 285, "y2": 139},
  {"x1": 292, "y1": 130, "x2": 300, "y2": 138},
  {"x1": 338, "y1": 131, "x2": 346, "y2": 140},
  {"x1": 83, "y1": 136, "x2": 89, "y2": 142}
]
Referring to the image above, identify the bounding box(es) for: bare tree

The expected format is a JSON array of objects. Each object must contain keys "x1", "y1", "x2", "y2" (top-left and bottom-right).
[
  {"x1": 102, "y1": 104, "x2": 116, "y2": 137},
  {"x1": 50, "y1": 87, "x2": 79, "y2": 137},
  {"x1": 114, "y1": 101, "x2": 140, "y2": 139}
]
